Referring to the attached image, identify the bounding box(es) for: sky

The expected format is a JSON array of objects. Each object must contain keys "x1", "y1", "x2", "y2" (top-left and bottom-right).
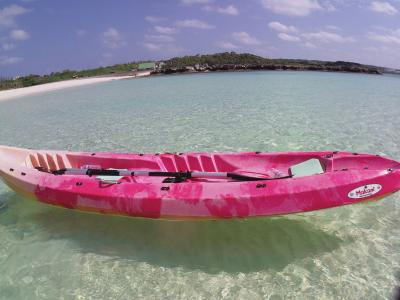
[{"x1": 0, "y1": 0, "x2": 400, "y2": 77}]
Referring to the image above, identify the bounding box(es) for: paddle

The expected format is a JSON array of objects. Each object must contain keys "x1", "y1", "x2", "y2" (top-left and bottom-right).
[{"x1": 50, "y1": 168, "x2": 292, "y2": 182}]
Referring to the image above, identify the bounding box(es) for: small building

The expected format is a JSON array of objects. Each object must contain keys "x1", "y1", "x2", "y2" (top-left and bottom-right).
[
  {"x1": 138, "y1": 62, "x2": 156, "y2": 71},
  {"x1": 155, "y1": 61, "x2": 165, "y2": 70}
]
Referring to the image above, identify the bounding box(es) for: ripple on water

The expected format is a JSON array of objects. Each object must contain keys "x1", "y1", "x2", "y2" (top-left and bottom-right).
[{"x1": 0, "y1": 71, "x2": 400, "y2": 299}]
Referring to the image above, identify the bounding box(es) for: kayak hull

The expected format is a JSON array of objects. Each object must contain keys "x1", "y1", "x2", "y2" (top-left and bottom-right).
[{"x1": 0, "y1": 146, "x2": 399, "y2": 219}]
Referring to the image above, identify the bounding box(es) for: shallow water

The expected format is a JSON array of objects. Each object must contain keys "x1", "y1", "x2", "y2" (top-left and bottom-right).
[{"x1": 0, "y1": 71, "x2": 399, "y2": 299}]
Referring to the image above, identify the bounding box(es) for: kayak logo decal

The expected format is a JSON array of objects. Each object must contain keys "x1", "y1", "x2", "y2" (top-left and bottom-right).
[{"x1": 348, "y1": 184, "x2": 382, "y2": 199}]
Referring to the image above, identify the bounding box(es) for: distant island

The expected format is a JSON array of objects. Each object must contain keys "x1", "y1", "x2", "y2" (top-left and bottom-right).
[{"x1": 1, "y1": 52, "x2": 399, "y2": 91}]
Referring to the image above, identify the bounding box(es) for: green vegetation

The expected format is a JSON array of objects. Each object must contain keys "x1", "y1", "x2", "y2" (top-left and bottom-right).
[
  {"x1": 163, "y1": 52, "x2": 380, "y2": 71},
  {"x1": 164, "y1": 52, "x2": 269, "y2": 68},
  {"x1": 0, "y1": 52, "x2": 389, "y2": 91},
  {"x1": 0, "y1": 62, "x2": 138, "y2": 91},
  {"x1": 159, "y1": 52, "x2": 382, "y2": 75}
]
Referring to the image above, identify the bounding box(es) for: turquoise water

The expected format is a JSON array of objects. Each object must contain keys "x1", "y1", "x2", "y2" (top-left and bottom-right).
[{"x1": 0, "y1": 71, "x2": 399, "y2": 299}]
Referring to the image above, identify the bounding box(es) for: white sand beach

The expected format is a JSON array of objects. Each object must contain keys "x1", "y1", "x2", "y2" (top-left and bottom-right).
[{"x1": 0, "y1": 75, "x2": 135, "y2": 102}]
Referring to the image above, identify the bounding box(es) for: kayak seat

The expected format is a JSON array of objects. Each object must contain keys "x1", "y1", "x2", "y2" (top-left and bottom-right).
[
  {"x1": 289, "y1": 158, "x2": 325, "y2": 178},
  {"x1": 27, "y1": 152, "x2": 72, "y2": 171}
]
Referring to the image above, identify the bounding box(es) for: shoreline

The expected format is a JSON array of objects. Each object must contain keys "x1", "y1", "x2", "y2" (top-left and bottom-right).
[
  {"x1": 0, "y1": 68, "x2": 394, "y2": 103},
  {"x1": 151, "y1": 68, "x2": 386, "y2": 77},
  {"x1": 0, "y1": 75, "x2": 135, "y2": 102}
]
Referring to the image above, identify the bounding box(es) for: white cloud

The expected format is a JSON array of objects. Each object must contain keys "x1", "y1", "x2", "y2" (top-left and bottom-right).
[
  {"x1": 261, "y1": 0, "x2": 322, "y2": 16},
  {"x1": 76, "y1": 29, "x2": 86, "y2": 37},
  {"x1": 204, "y1": 5, "x2": 239, "y2": 15},
  {"x1": 217, "y1": 5, "x2": 239, "y2": 15},
  {"x1": 143, "y1": 30, "x2": 181, "y2": 53},
  {"x1": 0, "y1": 56, "x2": 22, "y2": 65},
  {"x1": 145, "y1": 16, "x2": 166, "y2": 23},
  {"x1": 302, "y1": 31, "x2": 355, "y2": 43},
  {"x1": 322, "y1": 1, "x2": 336, "y2": 12},
  {"x1": 367, "y1": 29, "x2": 400, "y2": 45},
  {"x1": 101, "y1": 27, "x2": 126, "y2": 49},
  {"x1": 216, "y1": 41, "x2": 239, "y2": 49},
  {"x1": 10, "y1": 29, "x2": 29, "y2": 40},
  {"x1": 326, "y1": 25, "x2": 340, "y2": 31},
  {"x1": 0, "y1": 4, "x2": 29, "y2": 27},
  {"x1": 143, "y1": 42, "x2": 183, "y2": 54},
  {"x1": 181, "y1": 0, "x2": 211, "y2": 4},
  {"x1": 2, "y1": 43, "x2": 15, "y2": 50},
  {"x1": 143, "y1": 42, "x2": 162, "y2": 51},
  {"x1": 369, "y1": 1, "x2": 398, "y2": 15},
  {"x1": 154, "y1": 25, "x2": 176, "y2": 34},
  {"x1": 145, "y1": 34, "x2": 175, "y2": 43},
  {"x1": 278, "y1": 32, "x2": 301, "y2": 42},
  {"x1": 175, "y1": 19, "x2": 215, "y2": 29},
  {"x1": 268, "y1": 21, "x2": 297, "y2": 33},
  {"x1": 268, "y1": 22, "x2": 352, "y2": 45},
  {"x1": 232, "y1": 31, "x2": 261, "y2": 45},
  {"x1": 303, "y1": 41, "x2": 317, "y2": 48}
]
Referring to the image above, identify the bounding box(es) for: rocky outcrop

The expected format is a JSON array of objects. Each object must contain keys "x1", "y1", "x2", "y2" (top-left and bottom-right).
[{"x1": 152, "y1": 63, "x2": 381, "y2": 76}]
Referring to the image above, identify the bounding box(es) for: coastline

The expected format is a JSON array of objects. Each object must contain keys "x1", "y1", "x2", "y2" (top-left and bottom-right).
[
  {"x1": 0, "y1": 75, "x2": 135, "y2": 102},
  {"x1": 3, "y1": 52, "x2": 396, "y2": 102},
  {"x1": 0, "y1": 67, "x2": 392, "y2": 103}
]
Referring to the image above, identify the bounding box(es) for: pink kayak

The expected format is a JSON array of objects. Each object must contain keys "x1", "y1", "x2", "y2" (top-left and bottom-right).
[{"x1": 0, "y1": 146, "x2": 399, "y2": 220}]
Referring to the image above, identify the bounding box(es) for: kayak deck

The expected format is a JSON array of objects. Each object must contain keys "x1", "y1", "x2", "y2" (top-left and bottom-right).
[
  {"x1": 0, "y1": 146, "x2": 399, "y2": 219},
  {"x1": 21, "y1": 150, "x2": 397, "y2": 181}
]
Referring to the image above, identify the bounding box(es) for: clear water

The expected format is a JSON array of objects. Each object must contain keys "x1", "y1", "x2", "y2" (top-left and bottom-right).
[{"x1": 0, "y1": 71, "x2": 399, "y2": 299}]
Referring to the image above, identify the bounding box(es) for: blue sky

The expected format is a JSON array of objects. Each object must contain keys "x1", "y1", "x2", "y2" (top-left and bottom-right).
[{"x1": 0, "y1": 0, "x2": 400, "y2": 76}]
